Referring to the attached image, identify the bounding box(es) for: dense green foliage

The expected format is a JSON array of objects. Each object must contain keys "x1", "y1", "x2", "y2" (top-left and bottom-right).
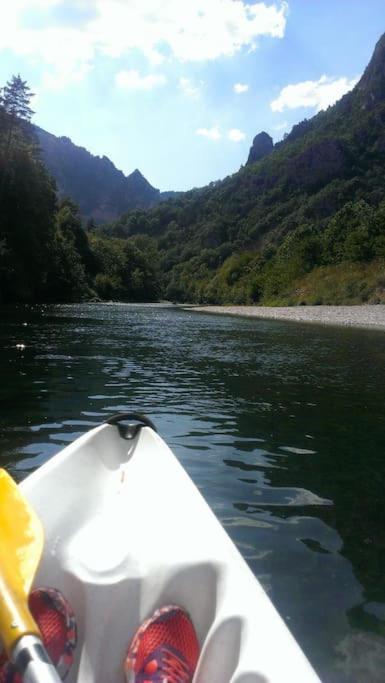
[
  {"x1": 90, "y1": 233, "x2": 161, "y2": 301},
  {"x1": 0, "y1": 76, "x2": 161, "y2": 304},
  {"x1": 0, "y1": 75, "x2": 58, "y2": 302}
]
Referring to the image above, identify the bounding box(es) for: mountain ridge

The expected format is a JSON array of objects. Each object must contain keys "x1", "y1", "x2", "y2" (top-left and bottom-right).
[{"x1": 34, "y1": 126, "x2": 178, "y2": 222}]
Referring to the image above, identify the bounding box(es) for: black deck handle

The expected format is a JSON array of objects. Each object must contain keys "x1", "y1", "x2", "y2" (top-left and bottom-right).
[{"x1": 103, "y1": 412, "x2": 157, "y2": 439}]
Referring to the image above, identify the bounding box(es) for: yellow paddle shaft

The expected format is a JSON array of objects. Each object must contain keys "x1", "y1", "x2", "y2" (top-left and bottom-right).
[
  {"x1": 0, "y1": 565, "x2": 40, "y2": 655},
  {"x1": 0, "y1": 469, "x2": 43, "y2": 656}
]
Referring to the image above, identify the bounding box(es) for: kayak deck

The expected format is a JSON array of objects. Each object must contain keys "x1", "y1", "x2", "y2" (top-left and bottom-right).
[{"x1": 20, "y1": 423, "x2": 321, "y2": 683}]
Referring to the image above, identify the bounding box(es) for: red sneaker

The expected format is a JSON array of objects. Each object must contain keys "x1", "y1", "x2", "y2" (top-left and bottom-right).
[
  {"x1": 124, "y1": 605, "x2": 200, "y2": 683},
  {"x1": 0, "y1": 588, "x2": 77, "y2": 683}
]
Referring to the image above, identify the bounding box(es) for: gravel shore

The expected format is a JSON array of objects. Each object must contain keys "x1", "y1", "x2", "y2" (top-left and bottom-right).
[{"x1": 187, "y1": 305, "x2": 385, "y2": 330}]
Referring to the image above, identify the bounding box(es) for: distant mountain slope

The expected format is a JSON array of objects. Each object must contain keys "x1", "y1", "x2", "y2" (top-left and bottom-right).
[
  {"x1": 35, "y1": 127, "x2": 174, "y2": 222},
  {"x1": 104, "y1": 31, "x2": 385, "y2": 305}
]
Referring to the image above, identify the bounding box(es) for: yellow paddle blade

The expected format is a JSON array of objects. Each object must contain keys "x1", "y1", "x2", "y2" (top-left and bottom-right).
[
  {"x1": 0, "y1": 469, "x2": 43, "y2": 594},
  {"x1": 0, "y1": 469, "x2": 42, "y2": 654}
]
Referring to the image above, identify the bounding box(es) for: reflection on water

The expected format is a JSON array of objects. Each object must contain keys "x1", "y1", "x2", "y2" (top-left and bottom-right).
[{"x1": 1, "y1": 303, "x2": 385, "y2": 682}]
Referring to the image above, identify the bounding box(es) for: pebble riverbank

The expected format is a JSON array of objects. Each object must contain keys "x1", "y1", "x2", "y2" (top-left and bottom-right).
[{"x1": 186, "y1": 305, "x2": 385, "y2": 331}]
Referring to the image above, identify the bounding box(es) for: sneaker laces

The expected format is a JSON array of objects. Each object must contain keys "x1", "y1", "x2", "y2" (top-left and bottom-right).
[{"x1": 161, "y1": 647, "x2": 191, "y2": 683}]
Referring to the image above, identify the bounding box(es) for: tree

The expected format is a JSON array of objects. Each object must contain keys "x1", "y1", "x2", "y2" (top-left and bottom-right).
[
  {"x1": 0, "y1": 74, "x2": 58, "y2": 302},
  {"x1": 1, "y1": 74, "x2": 34, "y2": 121},
  {"x1": 0, "y1": 75, "x2": 35, "y2": 158}
]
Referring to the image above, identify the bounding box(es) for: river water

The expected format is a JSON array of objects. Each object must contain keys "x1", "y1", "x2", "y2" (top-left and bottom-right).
[{"x1": 1, "y1": 303, "x2": 385, "y2": 682}]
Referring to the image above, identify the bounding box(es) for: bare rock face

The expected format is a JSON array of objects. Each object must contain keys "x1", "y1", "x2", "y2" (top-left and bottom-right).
[
  {"x1": 246, "y1": 131, "x2": 273, "y2": 165},
  {"x1": 356, "y1": 32, "x2": 385, "y2": 107}
]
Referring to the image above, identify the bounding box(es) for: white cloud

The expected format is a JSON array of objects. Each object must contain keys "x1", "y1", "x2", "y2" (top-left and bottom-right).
[
  {"x1": 179, "y1": 77, "x2": 201, "y2": 97},
  {"x1": 115, "y1": 69, "x2": 166, "y2": 91},
  {"x1": 0, "y1": 1, "x2": 288, "y2": 88},
  {"x1": 196, "y1": 127, "x2": 246, "y2": 142},
  {"x1": 196, "y1": 126, "x2": 221, "y2": 140},
  {"x1": 234, "y1": 82, "x2": 249, "y2": 93},
  {"x1": 228, "y1": 128, "x2": 246, "y2": 142},
  {"x1": 42, "y1": 62, "x2": 93, "y2": 92},
  {"x1": 272, "y1": 120, "x2": 288, "y2": 131},
  {"x1": 271, "y1": 74, "x2": 359, "y2": 113}
]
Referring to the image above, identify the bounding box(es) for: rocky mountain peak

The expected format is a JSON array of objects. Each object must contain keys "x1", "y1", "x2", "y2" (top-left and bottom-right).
[
  {"x1": 246, "y1": 131, "x2": 274, "y2": 165},
  {"x1": 130, "y1": 168, "x2": 145, "y2": 179}
]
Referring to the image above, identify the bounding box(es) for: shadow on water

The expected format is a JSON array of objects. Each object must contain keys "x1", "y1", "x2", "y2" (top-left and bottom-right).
[{"x1": 1, "y1": 303, "x2": 385, "y2": 682}]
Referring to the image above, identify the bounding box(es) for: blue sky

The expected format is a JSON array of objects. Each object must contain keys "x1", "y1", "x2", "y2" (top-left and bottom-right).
[{"x1": 0, "y1": 1, "x2": 384, "y2": 191}]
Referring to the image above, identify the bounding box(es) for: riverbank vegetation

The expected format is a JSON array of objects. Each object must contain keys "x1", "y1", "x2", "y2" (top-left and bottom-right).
[{"x1": 103, "y1": 195, "x2": 385, "y2": 306}]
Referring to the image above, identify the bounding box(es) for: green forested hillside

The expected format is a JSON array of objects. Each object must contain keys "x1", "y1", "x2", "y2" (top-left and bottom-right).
[{"x1": 104, "y1": 32, "x2": 385, "y2": 305}]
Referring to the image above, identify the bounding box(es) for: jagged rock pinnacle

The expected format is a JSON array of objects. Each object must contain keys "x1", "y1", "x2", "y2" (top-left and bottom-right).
[{"x1": 246, "y1": 131, "x2": 274, "y2": 165}]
